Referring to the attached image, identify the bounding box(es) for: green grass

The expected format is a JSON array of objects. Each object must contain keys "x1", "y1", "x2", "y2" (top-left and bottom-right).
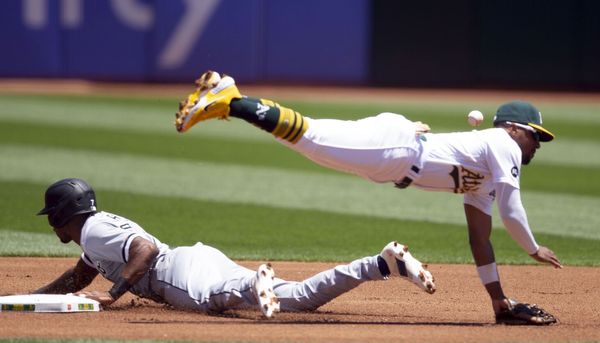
[
  {"x1": 1, "y1": 91, "x2": 599, "y2": 265},
  {"x1": 1, "y1": 180, "x2": 598, "y2": 265},
  {"x1": 1, "y1": 121, "x2": 600, "y2": 197}
]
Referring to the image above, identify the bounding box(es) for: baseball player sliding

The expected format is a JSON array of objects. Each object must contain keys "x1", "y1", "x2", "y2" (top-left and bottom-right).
[
  {"x1": 32, "y1": 178, "x2": 435, "y2": 318},
  {"x1": 174, "y1": 71, "x2": 560, "y2": 325}
]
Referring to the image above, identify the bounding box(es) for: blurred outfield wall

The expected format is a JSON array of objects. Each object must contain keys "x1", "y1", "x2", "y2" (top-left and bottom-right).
[
  {"x1": 0, "y1": 0, "x2": 369, "y2": 83},
  {"x1": 0, "y1": 0, "x2": 599, "y2": 90}
]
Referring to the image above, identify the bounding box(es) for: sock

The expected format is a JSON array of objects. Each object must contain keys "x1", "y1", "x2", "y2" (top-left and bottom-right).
[{"x1": 229, "y1": 97, "x2": 308, "y2": 144}]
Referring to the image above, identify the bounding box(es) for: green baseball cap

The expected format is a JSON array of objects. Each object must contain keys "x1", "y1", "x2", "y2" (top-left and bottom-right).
[{"x1": 493, "y1": 101, "x2": 555, "y2": 142}]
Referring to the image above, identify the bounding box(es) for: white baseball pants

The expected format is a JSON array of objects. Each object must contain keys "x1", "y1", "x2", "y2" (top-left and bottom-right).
[
  {"x1": 280, "y1": 112, "x2": 422, "y2": 183},
  {"x1": 149, "y1": 243, "x2": 384, "y2": 313}
]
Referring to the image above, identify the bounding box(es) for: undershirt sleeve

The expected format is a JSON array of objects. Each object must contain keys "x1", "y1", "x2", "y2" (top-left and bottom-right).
[{"x1": 495, "y1": 182, "x2": 539, "y2": 254}]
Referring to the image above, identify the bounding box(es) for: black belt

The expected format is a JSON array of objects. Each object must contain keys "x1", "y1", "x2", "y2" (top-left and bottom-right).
[{"x1": 394, "y1": 165, "x2": 420, "y2": 189}]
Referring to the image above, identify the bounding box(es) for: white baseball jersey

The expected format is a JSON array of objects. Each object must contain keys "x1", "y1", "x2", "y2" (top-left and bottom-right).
[
  {"x1": 80, "y1": 211, "x2": 170, "y2": 299},
  {"x1": 282, "y1": 113, "x2": 539, "y2": 253},
  {"x1": 414, "y1": 128, "x2": 522, "y2": 215},
  {"x1": 286, "y1": 114, "x2": 522, "y2": 216}
]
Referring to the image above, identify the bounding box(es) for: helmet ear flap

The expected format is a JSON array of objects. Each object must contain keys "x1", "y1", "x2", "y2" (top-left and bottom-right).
[
  {"x1": 47, "y1": 200, "x2": 70, "y2": 228},
  {"x1": 38, "y1": 178, "x2": 97, "y2": 228}
]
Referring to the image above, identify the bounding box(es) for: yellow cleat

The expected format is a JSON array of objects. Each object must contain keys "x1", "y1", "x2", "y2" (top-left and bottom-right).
[{"x1": 175, "y1": 70, "x2": 242, "y2": 133}]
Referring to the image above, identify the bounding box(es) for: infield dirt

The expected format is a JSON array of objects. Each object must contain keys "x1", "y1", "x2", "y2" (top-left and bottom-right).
[{"x1": 1, "y1": 257, "x2": 599, "y2": 343}]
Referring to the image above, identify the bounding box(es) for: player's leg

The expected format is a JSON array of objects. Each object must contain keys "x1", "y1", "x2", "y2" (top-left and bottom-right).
[
  {"x1": 175, "y1": 70, "x2": 307, "y2": 144},
  {"x1": 175, "y1": 71, "x2": 425, "y2": 183},
  {"x1": 151, "y1": 243, "x2": 278, "y2": 317},
  {"x1": 198, "y1": 260, "x2": 280, "y2": 318},
  {"x1": 184, "y1": 243, "x2": 280, "y2": 317},
  {"x1": 284, "y1": 113, "x2": 422, "y2": 182},
  {"x1": 273, "y1": 241, "x2": 436, "y2": 312}
]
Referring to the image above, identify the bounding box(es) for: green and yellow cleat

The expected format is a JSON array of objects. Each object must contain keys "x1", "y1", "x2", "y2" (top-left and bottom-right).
[{"x1": 175, "y1": 70, "x2": 242, "y2": 133}]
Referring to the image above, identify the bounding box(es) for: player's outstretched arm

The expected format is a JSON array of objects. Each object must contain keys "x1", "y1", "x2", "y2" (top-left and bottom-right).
[
  {"x1": 495, "y1": 183, "x2": 562, "y2": 269},
  {"x1": 464, "y1": 204, "x2": 507, "y2": 304},
  {"x1": 32, "y1": 257, "x2": 98, "y2": 294}
]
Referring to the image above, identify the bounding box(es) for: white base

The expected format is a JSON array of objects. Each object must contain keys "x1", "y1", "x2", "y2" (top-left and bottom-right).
[{"x1": 0, "y1": 294, "x2": 100, "y2": 312}]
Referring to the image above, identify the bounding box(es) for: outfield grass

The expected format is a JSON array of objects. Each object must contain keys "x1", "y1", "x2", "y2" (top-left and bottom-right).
[{"x1": 0, "y1": 91, "x2": 598, "y2": 265}]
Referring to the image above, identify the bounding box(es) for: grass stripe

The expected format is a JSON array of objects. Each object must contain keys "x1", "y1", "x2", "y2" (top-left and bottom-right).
[
  {"x1": 1, "y1": 144, "x2": 599, "y2": 240},
  {"x1": 0, "y1": 230, "x2": 80, "y2": 257},
  {"x1": 1, "y1": 181, "x2": 598, "y2": 265},
  {"x1": 532, "y1": 139, "x2": 600, "y2": 167},
  {"x1": 1, "y1": 120, "x2": 600, "y2": 198},
  {"x1": 286, "y1": 101, "x2": 600, "y2": 141},
  {"x1": 0, "y1": 95, "x2": 270, "y2": 142},
  {"x1": 2, "y1": 93, "x2": 600, "y2": 141},
  {"x1": 4, "y1": 92, "x2": 600, "y2": 124}
]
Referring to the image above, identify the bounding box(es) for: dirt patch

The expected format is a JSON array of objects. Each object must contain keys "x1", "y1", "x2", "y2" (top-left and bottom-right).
[{"x1": 1, "y1": 257, "x2": 599, "y2": 342}]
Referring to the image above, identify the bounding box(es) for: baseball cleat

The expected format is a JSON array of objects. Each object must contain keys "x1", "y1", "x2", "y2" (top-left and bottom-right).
[
  {"x1": 175, "y1": 70, "x2": 242, "y2": 133},
  {"x1": 253, "y1": 263, "x2": 280, "y2": 318},
  {"x1": 378, "y1": 241, "x2": 436, "y2": 294}
]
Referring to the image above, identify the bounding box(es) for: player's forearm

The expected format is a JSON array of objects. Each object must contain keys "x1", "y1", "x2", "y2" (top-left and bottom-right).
[
  {"x1": 33, "y1": 258, "x2": 98, "y2": 294},
  {"x1": 464, "y1": 203, "x2": 508, "y2": 302},
  {"x1": 33, "y1": 268, "x2": 88, "y2": 294},
  {"x1": 464, "y1": 204, "x2": 496, "y2": 265}
]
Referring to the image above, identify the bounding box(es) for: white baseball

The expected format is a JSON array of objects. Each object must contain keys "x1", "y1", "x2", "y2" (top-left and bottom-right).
[{"x1": 467, "y1": 110, "x2": 484, "y2": 127}]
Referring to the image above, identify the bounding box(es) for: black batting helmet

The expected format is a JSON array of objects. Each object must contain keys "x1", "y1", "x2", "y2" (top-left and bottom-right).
[{"x1": 37, "y1": 178, "x2": 97, "y2": 228}]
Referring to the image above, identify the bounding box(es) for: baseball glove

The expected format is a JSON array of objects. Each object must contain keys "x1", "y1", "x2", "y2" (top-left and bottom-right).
[{"x1": 495, "y1": 301, "x2": 558, "y2": 325}]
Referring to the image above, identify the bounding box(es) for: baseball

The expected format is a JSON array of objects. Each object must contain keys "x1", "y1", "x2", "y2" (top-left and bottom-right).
[{"x1": 467, "y1": 110, "x2": 484, "y2": 127}]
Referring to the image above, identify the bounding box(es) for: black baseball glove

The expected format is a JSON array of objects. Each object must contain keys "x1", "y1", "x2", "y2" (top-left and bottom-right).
[{"x1": 495, "y1": 301, "x2": 558, "y2": 325}]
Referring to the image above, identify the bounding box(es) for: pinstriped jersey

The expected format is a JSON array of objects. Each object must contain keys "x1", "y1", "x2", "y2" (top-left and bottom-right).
[{"x1": 79, "y1": 211, "x2": 170, "y2": 296}]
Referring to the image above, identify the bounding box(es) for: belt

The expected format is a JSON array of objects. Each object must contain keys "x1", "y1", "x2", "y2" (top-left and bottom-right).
[{"x1": 394, "y1": 165, "x2": 420, "y2": 189}]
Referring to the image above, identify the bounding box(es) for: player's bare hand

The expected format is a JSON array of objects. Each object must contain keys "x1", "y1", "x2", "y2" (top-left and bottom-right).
[
  {"x1": 75, "y1": 290, "x2": 115, "y2": 306},
  {"x1": 414, "y1": 121, "x2": 431, "y2": 133},
  {"x1": 530, "y1": 246, "x2": 563, "y2": 269}
]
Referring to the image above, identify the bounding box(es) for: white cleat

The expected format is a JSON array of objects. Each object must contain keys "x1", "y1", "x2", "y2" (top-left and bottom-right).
[
  {"x1": 379, "y1": 241, "x2": 436, "y2": 294},
  {"x1": 253, "y1": 263, "x2": 280, "y2": 318}
]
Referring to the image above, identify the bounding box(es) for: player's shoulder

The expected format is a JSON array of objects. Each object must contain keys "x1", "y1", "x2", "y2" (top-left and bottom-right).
[
  {"x1": 478, "y1": 128, "x2": 522, "y2": 164},
  {"x1": 84, "y1": 211, "x2": 135, "y2": 231},
  {"x1": 485, "y1": 127, "x2": 518, "y2": 145},
  {"x1": 477, "y1": 127, "x2": 511, "y2": 140},
  {"x1": 431, "y1": 128, "x2": 509, "y2": 146},
  {"x1": 81, "y1": 211, "x2": 139, "y2": 245}
]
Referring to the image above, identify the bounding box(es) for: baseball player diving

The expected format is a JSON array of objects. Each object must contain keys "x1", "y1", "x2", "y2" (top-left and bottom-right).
[
  {"x1": 174, "y1": 71, "x2": 560, "y2": 325},
  {"x1": 32, "y1": 178, "x2": 435, "y2": 318}
]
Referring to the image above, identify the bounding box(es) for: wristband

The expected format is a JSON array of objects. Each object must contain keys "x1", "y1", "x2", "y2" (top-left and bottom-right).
[
  {"x1": 476, "y1": 262, "x2": 499, "y2": 285},
  {"x1": 108, "y1": 279, "x2": 132, "y2": 300}
]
